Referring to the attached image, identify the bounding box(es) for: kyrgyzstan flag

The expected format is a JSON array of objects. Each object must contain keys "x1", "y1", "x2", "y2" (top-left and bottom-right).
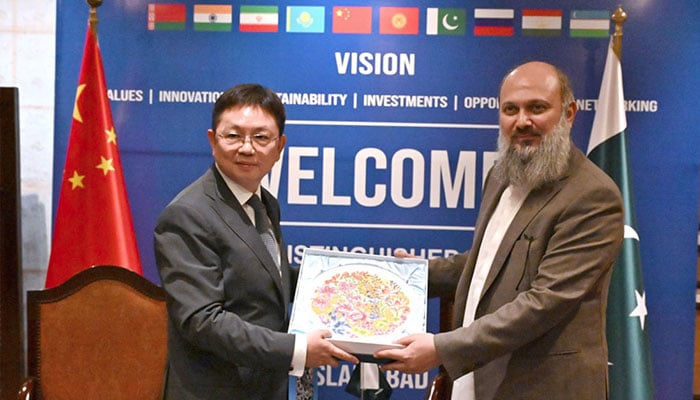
[
  {"x1": 379, "y1": 7, "x2": 419, "y2": 35},
  {"x1": 46, "y1": 23, "x2": 142, "y2": 288}
]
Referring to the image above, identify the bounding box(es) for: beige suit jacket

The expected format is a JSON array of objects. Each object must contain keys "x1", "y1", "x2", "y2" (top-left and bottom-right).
[{"x1": 431, "y1": 146, "x2": 623, "y2": 400}]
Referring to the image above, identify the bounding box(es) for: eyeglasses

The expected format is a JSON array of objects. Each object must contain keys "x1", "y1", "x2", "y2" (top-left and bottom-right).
[{"x1": 216, "y1": 132, "x2": 280, "y2": 148}]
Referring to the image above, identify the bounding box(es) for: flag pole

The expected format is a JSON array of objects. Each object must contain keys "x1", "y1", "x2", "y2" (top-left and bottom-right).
[
  {"x1": 87, "y1": 0, "x2": 102, "y2": 35},
  {"x1": 612, "y1": 6, "x2": 627, "y2": 59}
]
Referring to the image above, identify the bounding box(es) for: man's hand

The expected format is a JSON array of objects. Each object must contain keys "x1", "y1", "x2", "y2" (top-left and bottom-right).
[
  {"x1": 305, "y1": 329, "x2": 359, "y2": 368},
  {"x1": 394, "y1": 249, "x2": 419, "y2": 259},
  {"x1": 374, "y1": 333, "x2": 441, "y2": 374}
]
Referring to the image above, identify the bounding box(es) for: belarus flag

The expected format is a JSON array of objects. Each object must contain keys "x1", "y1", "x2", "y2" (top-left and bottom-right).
[
  {"x1": 148, "y1": 3, "x2": 186, "y2": 31},
  {"x1": 240, "y1": 5, "x2": 278, "y2": 32}
]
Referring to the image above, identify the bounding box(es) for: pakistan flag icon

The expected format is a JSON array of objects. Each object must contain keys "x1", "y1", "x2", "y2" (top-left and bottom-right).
[{"x1": 426, "y1": 8, "x2": 467, "y2": 35}]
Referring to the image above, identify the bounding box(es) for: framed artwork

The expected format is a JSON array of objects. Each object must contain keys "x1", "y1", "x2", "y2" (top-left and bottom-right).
[{"x1": 289, "y1": 248, "x2": 428, "y2": 358}]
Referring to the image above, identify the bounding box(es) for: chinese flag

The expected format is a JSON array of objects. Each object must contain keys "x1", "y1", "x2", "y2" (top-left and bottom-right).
[
  {"x1": 45, "y1": 25, "x2": 142, "y2": 288},
  {"x1": 379, "y1": 7, "x2": 419, "y2": 35},
  {"x1": 332, "y1": 6, "x2": 372, "y2": 34}
]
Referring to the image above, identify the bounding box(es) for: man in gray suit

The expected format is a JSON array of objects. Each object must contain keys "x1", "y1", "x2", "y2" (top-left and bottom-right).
[
  {"x1": 154, "y1": 84, "x2": 358, "y2": 399},
  {"x1": 376, "y1": 62, "x2": 624, "y2": 400}
]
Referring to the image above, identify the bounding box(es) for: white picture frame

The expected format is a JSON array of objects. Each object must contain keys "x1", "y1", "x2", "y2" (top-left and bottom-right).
[{"x1": 289, "y1": 248, "x2": 428, "y2": 359}]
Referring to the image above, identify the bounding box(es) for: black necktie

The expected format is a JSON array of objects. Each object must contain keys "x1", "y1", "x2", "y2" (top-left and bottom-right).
[
  {"x1": 249, "y1": 196, "x2": 313, "y2": 398},
  {"x1": 247, "y1": 194, "x2": 279, "y2": 271}
]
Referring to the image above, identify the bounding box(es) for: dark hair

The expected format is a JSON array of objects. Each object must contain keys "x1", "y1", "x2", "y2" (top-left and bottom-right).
[{"x1": 211, "y1": 83, "x2": 286, "y2": 135}]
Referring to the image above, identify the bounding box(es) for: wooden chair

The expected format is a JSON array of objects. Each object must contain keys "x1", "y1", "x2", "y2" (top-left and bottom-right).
[{"x1": 17, "y1": 266, "x2": 168, "y2": 400}]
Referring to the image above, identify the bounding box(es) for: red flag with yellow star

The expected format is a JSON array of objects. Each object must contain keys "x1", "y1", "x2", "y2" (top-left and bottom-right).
[{"x1": 46, "y1": 25, "x2": 142, "y2": 288}]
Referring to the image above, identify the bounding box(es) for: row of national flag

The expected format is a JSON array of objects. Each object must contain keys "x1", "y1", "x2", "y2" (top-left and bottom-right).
[{"x1": 148, "y1": 4, "x2": 612, "y2": 37}]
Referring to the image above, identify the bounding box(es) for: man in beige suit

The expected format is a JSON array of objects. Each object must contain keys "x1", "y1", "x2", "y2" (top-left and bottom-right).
[{"x1": 376, "y1": 62, "x2": 624, "y2": 400}]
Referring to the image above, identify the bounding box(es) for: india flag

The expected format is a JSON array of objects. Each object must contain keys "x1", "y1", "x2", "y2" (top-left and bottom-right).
[
  {"x1": 522, "y1": 9, "x2": 562, "y2": 36},
  {"x1": 570, "y1": 10, "x2": 610, "y2": 38},
  {"x1": 193, "y1": 4, "x2": 232, "y2": 32},
  {"x1": 240, "y1": 5, "x2": 278, "y2": 32}
]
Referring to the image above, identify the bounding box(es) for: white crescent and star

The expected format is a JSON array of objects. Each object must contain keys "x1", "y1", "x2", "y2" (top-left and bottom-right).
[
  {"x1": 624, "y1": 224, "x2": 639, "y2": 241},
  {"x1": 629, "y1": 290, "x2": 648, "y2": 331},
  {"x1": 622, "y1": 224, "x2": 646, "y2": 330},
  {"x1": 441, "y1": 14, "x2": 459, "y2": 31}
]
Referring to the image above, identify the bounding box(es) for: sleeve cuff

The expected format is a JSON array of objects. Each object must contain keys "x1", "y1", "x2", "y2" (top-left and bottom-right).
[{"x1": 289, "y1": 333, "x2": 307, "y2": 377}]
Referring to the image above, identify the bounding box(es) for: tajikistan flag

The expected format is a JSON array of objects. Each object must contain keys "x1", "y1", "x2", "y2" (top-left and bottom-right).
[{"x1": 587, "y1": 37, "x2": 654, "y2": 400}]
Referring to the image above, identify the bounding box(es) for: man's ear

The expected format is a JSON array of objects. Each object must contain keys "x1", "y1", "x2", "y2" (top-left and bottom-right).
[{"x1": 565, "y1": 101, "x2": 578, "y2": 124}]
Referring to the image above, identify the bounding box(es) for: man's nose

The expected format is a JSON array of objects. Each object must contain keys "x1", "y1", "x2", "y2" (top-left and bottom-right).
[
  {"x1": 238, "y1": 137, "x2": 256, "y2": 153},
  {"x1": 515, "y1": 111, "x2": 533, "y2": 128}
]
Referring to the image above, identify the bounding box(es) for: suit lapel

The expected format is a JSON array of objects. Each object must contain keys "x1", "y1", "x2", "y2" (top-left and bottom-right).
[
  {"x1": 479, "y1": 184, "x2": 559, "y2": 300},
  {"x1": 204, "y1": 167, "x2": 286, "y2": 299},
  {"x1": 478, "y1": 147, "x2": 582, "y2": 301}
]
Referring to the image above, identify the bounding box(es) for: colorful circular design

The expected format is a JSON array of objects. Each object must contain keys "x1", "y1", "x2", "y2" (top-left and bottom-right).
[{"x1": 310, "y1": 266, "x2": 411, "y2": 338}]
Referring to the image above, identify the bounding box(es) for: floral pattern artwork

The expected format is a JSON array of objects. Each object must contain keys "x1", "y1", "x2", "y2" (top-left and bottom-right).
[
  {"x1": 289, "y1": 249, "x2": 428, "y2": 344},
  {"x1": 310, "y1": 269, "x2": 411, "y2": 337}
]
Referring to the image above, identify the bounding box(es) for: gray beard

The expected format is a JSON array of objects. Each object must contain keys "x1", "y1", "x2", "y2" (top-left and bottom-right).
[{"x1": 494, "y1": 114, "x2": 571, "y2": 190}]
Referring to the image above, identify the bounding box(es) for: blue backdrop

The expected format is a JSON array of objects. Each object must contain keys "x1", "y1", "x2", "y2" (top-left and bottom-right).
[{"x1": 55, "y1": 0, "x2": 700, "y2": 398}]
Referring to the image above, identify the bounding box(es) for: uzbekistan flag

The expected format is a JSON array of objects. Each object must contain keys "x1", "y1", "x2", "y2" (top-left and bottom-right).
[
  {"x1": 522, "y1": 9, "x2": 562, "y2": 36},
  {"x1": 286, "y1": 6, "x2": 325, "y2": 33},
  {"x1": 193, "y1": 4, "x2": 232, "y2": 32},
  {"x1": 240, "y1": 5, "x2": 278, "y2": 32},
  {"x1": 426, "y1": 8, "x2": 466, "y2": 36},
  {"x1": 148, "y1": 3, "x2": 186, "y2": 31},
  {"x1": 474, "y1": 8, "x2": 514, "y2": 36},
  {"x1": 332, "y1": 6, "x2": 372, "y2": 34},
  {"x1": 570, "y1": 10, "x2": 610, "y2": 38},
  {"x1": 379, "y1": 7, "x2": 419, "y2": 35}
]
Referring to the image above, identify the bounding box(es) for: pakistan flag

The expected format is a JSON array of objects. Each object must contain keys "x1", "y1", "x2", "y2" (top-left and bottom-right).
[{"x1": 587, "y1": 37, "x2": 654, "y2": 399}]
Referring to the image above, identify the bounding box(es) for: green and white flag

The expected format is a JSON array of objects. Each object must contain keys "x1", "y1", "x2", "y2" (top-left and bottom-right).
[{"x1": 587, "y1": 36, "x2": 654, "y2": 400}]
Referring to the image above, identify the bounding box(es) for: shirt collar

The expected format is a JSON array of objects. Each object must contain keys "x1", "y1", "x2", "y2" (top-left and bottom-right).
[{"x1": 214, "y1": 163, "x2": 261, "y2": 205}]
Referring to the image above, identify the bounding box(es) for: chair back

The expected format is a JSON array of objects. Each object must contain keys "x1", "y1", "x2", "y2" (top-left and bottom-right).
[{"x1": 25, "y1": 266, "x2": 167, "y2": 400}]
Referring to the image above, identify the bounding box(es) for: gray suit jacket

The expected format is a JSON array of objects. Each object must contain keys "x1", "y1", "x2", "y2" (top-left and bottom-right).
[
  {"x1": 154, "y1": 165, "x2": 295, "y2": 400},
  {"x1": 431, "y1": 146, "x2": 623, "y2": 400}
]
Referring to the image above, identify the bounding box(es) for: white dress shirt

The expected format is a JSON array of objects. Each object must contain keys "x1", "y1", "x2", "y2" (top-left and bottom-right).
[{"x1": 451, "y1": 185, "x2": 528, "y2": 400}]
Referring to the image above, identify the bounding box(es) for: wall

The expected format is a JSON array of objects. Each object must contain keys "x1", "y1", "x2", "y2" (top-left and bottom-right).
[{"x1": 0, "y1": 0, "x2": 53, "y2": 291}]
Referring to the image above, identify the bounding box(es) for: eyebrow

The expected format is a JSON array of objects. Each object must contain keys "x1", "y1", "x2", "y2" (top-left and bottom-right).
[{"x1": 220, "y1": 124, "x2": 273, "y2": 133}]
